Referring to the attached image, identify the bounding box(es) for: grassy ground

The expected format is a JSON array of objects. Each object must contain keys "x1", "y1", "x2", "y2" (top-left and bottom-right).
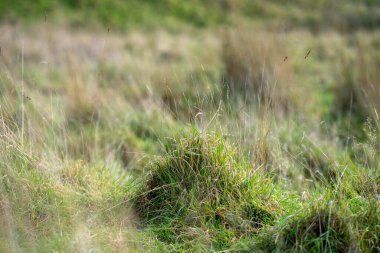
[
  {"x1": 0, "y1": 1, "x2": 379, "y2": 252},
  {"x1": 1, "y1": 0, "x2": 380, "y2": 30}
]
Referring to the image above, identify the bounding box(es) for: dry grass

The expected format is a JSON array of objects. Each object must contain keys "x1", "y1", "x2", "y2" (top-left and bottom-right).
[
  {"x1": 333, "y1": 32, "x2": 380, "y2": 121},
  {"x1": 357, "y1": 36, "x2": 380, "y2": 120},
  {"x1": 222, "y1": 28, "x2": 302, "y2": 114},
  {"x1": 0, "y1": 19, "x2": 379, "y2": 252}
]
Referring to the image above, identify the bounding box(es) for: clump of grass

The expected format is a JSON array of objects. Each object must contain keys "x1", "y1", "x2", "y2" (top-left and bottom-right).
[
  {"x1": 221, "y1": 29, "x2": 300, "y2": 113},
  {"x1": 333, "y1": 34, "x2": 380, "y2": 123},
  {"x1": 135, "y1": 131, "x2": 279, "y2": 249},
  {"x1": 278, "y1": 205, "x2": 353, "y2": 252}
]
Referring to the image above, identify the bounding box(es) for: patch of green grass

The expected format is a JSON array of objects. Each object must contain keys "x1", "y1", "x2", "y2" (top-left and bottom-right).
[
  {"x1": 279, "y1": 205, "x2": 353, "y2": 252},
  {"x1": 1, "y1": 6, "x2": 380, "y2": 251},
  {"x1": 135, "y1": 131, "x2": 286, "y2": 250},
  {"x1": 0, "y1": 124, "x2": 139, "y2": 252}
]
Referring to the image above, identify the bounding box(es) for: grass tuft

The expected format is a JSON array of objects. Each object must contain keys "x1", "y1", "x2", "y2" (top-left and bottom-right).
[
  {"x1": 279, "y1": 206, "x2": 353, "y2": 252},
  {"x1": 135, "y1": 131, "x2": 278, "y2": 249}
]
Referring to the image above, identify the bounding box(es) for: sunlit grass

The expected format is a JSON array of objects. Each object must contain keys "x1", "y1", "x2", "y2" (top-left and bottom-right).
[{"x1": 0, "y1": 4, "x2": 379, "y2": 251}]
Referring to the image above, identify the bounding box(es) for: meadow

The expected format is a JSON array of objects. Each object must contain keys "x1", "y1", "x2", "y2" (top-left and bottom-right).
[{"x1": 0, "y1": 1, "x2": 379, "y2": 252}]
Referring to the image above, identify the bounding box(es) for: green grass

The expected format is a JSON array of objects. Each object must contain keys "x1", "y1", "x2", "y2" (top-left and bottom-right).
[
  {"x1": 135, "y1": 131, "x2": 284, "y2": 250},
  {"x1": 0, "y1": 1, "x2": 380, "y2": 252},
  {"x1": 1, "y1": 0, "x2": 380, "y2": 30}
]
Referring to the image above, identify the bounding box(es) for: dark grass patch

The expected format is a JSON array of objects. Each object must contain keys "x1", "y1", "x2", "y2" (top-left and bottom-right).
[{"x1": 279, "y1": 207, "x2": 352, "y2": 253}]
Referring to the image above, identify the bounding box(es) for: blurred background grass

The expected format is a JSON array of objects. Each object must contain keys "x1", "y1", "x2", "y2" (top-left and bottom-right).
[{"x1": 1, "y1": 0, "x2": 380, "y2": 30}]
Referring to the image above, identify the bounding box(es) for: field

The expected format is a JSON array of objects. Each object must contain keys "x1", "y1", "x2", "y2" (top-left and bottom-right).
[{"x1": 0, "y1": 1, "x2": 379, "y2": 252}]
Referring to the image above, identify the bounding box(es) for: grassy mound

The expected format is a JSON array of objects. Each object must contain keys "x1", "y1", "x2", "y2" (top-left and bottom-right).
[
  {"x1": 135, "y1": 132, "x2": 280, "y2": 249},
  {"x1": 280, "y1": 207, "x2": 352, "y2": 252}
]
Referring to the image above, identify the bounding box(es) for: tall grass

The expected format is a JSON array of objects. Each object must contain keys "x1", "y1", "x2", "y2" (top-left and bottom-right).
[
  {"x1": 0, "y1": 13, "x2": 379, "y2": 252},
  {"x1": 333, "y1": 33, "x2": 380, "y2": 122},
  {"x1": 222, "y1": 28, "x2": 306, "y2": 115}
]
